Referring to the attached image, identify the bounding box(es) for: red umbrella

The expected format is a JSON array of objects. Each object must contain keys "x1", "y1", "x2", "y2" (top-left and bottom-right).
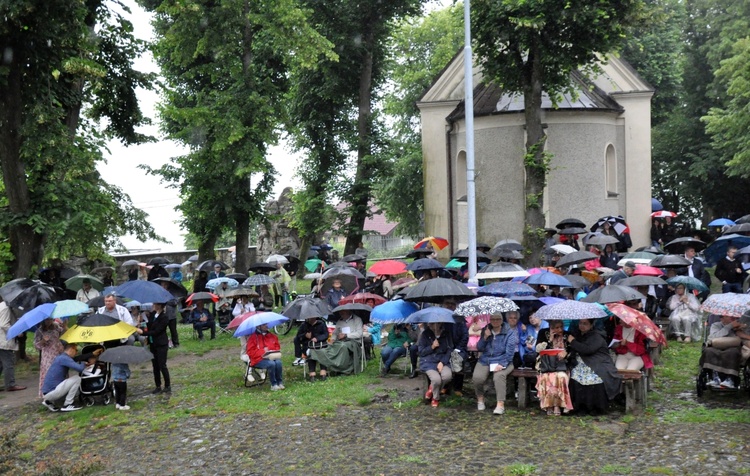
[
  {"x1": 227, "y1": 311, "x2": 259, "y2": 330},
  {"x1": 632, "y1": 265, "x2": 664, "y2": 277},
  {"x1": 414, "y1": 236, "x2": 449, "y2": 251},
  {"x1": 651, "y1": 210, "x2": 677, "y2": 218},
  {"x1": 369, "y1": 260, "x2": 407, "y2": 276},
  {"x1": 186, "y1": 292, "x2": 219, "y2": 305},
  {"x1": 606, "y1": 303, "x2": 667, "y2": 346},
  {"x1": 339, "y1": 293, "x2": 387, "y2": 307}
]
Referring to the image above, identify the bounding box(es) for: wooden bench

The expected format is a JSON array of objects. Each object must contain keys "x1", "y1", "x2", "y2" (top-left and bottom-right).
[
  {"x1": 511, "y1": 368, "x2": 539, "y2": 409},
  {"x1": 618, "y1": 369, "x2": 647, "y2": 414}
]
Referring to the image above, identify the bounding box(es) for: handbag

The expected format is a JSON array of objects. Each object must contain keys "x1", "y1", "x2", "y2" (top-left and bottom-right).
[
  {"x1": 450, "y1": 350, "x2": 464, "y2": 373},
  {"x1": 263, "y1": 351, "x2": 282, "y2": 361}
]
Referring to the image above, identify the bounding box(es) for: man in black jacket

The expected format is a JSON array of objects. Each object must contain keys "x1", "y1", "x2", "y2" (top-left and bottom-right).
[
  {"x1": 295, "y1": 317, "x2": 329, "y2": 381},
  {"x1": 715, "y1": 246, "x2": 745, "y2": 293}
]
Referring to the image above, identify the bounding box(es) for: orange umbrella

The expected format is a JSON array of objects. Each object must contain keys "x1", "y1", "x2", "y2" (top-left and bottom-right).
[
  {"x1": 369, "y1": 260, "x2": 407, "y2": 276},
  {"x1": 606, "y1": 303, "x2": 667, "y2": 346},
  {"x1": 414, "y1": 236, "x2": 449, "y2": 251}
]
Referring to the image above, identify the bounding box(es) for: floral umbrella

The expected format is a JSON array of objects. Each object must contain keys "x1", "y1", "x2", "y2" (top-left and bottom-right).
[
  {"x1": 700, "y1": 293, "x2": 750, "y2": 317},
  {"x1": 607, "y1": 303, "x2": 668, "y2": 346},
  {"x1": 534, "y1": 300, "x2": 608, "y2": 321},
  {"x1": 454, "y1": 296, "x2": 519, "y2": 317}
]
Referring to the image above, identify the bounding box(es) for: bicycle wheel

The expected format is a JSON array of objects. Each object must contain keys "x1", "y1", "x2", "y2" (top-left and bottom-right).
[{"x1": 273, "y1": 319, "x2": 294, "y2": 335}]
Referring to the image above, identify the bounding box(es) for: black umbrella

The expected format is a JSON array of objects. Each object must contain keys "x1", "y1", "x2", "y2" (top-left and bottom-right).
[
  {"x1": 87, "y1": 295, "x2": 124, "y2": 308},
  {"x1": 405, "y1": 249, "x2": 435, "y2": 259},
  {"x1": 735, "y1": 214, "x2": 750, "y2": 225},
  {"x1": 282, "y1": 297, "x2": 330, "y2": 321},
  {"x1": 197, "y1": 260, "x2": 229, "y2": 272},
  {"x1": 342, "y1": 254, "x2": 366, "y2": 263},
  {"x1": 664, "y1": 237, "x2": 706, "y2": 254},
  {"x1": 476, "y1": 261, "x2": 529, "y2": 279},
  {"x1": 564, "y1": 275, "x2": 593, "y2": 289},
  {"x1": 226, "y1": 272, "x2": 248, "y2": 282},
  {"x1": 147, "y1": 257, "x2": 170, "y2": 266},
  {"x1": 406, "y1": 258, "x2": 444, "y2": 272},
  {"x1": 90, "y1": 266, "x2": 115, "y2": 275},
  {"x1": 725, "y1": 223, "x2": 750, "y2": 235},
  {"x1": 635, "y1": 246, "x2": 665, "y2": 255},
  {"x1": 557, "y1": 227, "x2": 588, "y2": 235},
  {"x1": 450, "y1": 249, "x2": 492, "y2": 262},
  {"x1": 77, "y1": 313, "x2": 123, "y2": 326},
  {"x1": 98, "y1": 345, "x2": 154, "y2": 364},
  {"x1": 555, "y1": 250, "x2": 599, "y2": 268},
  {"x1": 331, "y1": 303, "x2": 372, "y2": 324},
  {"x1": 581, "y1": 285, "x2": 646, "y2": 304},
  {"x1": 247, "y1": 262, "x2": 276, "y2": 273},
  {"x1": 476, "y1": 242, "x2": 492, "y2": 252},
  {"x1": 491, "y1": 249, "x2": 523, "y2": 260},
  {"x1": 556, "y1": 218, "x2": 586, "y2": 229},
  {"x1": 619, "y1": 275, "x2": 668, "y2": 287},
  {"x1": 320, "y1": 266, "x2": 364, "y2": 294},
  {"x1": 150, "y1": 278, "x2": 188, "y2": 299},
  {"x1": 0, "y1": 278, "x2": 37, "y2": 304},
  {"x1": 403, "y1": 278, "x2": 475, "y2": 304},
  {"x1": 327, "y1": 261, "x2": 353, "y2": 269},
  {"x1": 649, "y1": 254, "x2": 691, "y2": 268},
  {"x1": 9, "y1": 283, "x2": 60, "y2": 315},
  {"x1": 121, "y1": 259, "x2": 140, "y2": 267},
  {"x1": 492, "y1": 239, "x2": 524, "y2": 251}
]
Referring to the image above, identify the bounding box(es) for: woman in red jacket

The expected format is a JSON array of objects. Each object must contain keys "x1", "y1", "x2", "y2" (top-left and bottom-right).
[
  {"x1": 246, "y1": 324, "x2": 284, "y2": 390},
  {"x1": 612, "y1": 321, "x2": 653, "y2": 371}
]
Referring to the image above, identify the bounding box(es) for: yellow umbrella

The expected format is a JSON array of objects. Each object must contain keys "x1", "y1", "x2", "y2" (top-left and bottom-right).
[{"x1": 61, "y1": 313, "x2": 137, "y2": 343}]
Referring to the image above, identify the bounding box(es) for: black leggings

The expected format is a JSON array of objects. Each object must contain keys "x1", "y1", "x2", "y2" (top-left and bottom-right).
[
  {"x1": 114, "y1": 381, "x2": 127, "y2": 406},
  {"x1": 150, "y1": 344, "x2": 170, "y2": 388}
]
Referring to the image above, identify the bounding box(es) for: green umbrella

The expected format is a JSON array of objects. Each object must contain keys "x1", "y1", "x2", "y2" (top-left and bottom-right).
[
  {"x1": 304, "y1": 258, "x2": 324, "y2": 273},
  {"x1": 64, "y1": 274, "x2": 104, "y2": 292},
  {"x1": 445, "y1": 259, "x2": 465, "y2": 269}
]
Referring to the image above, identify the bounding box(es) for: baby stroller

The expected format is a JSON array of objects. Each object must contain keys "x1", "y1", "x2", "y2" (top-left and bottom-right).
[
  {"x1": 79, "y1": 344, "x2": 114, "y2": 406},
  {"x1": 695, "y1": 314, "x2": 750, "y2": 397}
]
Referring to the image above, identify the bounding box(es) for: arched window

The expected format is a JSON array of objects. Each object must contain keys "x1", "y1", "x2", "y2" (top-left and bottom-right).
[
  {"x1": 605, "y1": 144, "x2": 617, "y2": 197},
  {"x1": 456, "y1": 150, "x2": 467, "y2": 200}
]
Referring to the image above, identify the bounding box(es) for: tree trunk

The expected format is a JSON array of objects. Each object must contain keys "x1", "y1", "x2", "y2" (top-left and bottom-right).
[
  {"x1": 521, "y1": 44, "x2": 548, "y2": 268},
  {"x1": 297, "y1": 239, "x2": 312, "y2": 277},
  {"x1": 198, "y1": 233, "x2": 218, "y2": 264},
  {"x1": 344, "y1": 29, "x2": 375, "y2": 256},
  {"x1": 234, "y1": 209, "x2": 250, "y2": 274}
]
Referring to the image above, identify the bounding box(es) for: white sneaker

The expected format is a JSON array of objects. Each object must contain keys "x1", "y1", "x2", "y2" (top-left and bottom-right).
[
  {"x1": 720, "y1": 378, "x2": 735, "y2": 389},
  {"x1": 270, "y1": 385, "x2": 279, "y2": 391},
  {"x1": 277, "y1": 383, "x2": 285, "y2": 390},
  {"x1": 477, "y1": 401, "x2": 486, "y2": 411},
  {"x1": 247, "y1": 374, "x2": 256, "y2": 383},
  {"x1": 292, "y1": 358, "x2": 302, "y2": 366},
  {"x1": 116, "y1": 404, "x2": 131, "y2": 411},
  {"x1": 708, "y1": 377, "x2": 721, "y2": 388},
  {"x1": 258, "y1": 370, "x2": 266, "y2": 380},
  {"x1": 61, "y1": 404, "x2": 82, "y2": 412},
  {"x1": 42, "y1": 400, "x2": 58, "y2": 412}
]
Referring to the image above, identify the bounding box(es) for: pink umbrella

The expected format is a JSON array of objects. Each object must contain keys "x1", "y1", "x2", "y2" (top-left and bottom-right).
[
  {"x1": 227, "y1": 311, "x2": 259, "y2": 330},
  {"x1": 632, "y1": 265, "x2": 664, "y2": 277},
  {"x1": 651, "y1": 210, "x2": 677, "y2": 218}
]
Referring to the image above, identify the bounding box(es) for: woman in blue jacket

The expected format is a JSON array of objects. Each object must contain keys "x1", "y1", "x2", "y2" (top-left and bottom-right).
[
  {"x1": 472, "y1": 313, "x2": 518, "y2": 415},
  {"x1": 417, "y1": 322, "x2": 453, "y2": 408}
]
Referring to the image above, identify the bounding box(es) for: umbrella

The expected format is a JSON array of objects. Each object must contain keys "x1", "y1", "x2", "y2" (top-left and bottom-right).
[
  {"x1": 491, "y1": 248, "x2": 524, "y2": 260},
  {"x1": 370, "y1": 300, "x2": 419, "y2": 324},
  {"x1": 651, "y1": 210, "x2": 677, "y2": 218},
  {"x1": 98, "y1": 346, "x2": 154, "y2": 364},
  {"x1": 405, "y1": 307, "x2": 455, "y2": 324},
  {"x1": 666, "y1": 276, "x2": 709, "y2": 293},
  {"x1": 320, "y1": 266, "x2": 364, "y2": 295},
  {"x1": 700, "y1": 293, "x2": 750, "y2": 317},
  {"x1": 266, "y1": 254, "x2": 289, "y2": 265},
  {"x1": 618, "y1": 254, "x2": 656, "y2": 267},
  {"x1": 0, "y1": 278, "x2": 38, "y2": 304},
  {"x1": 637, "y1": 246, "x2": 666, "y2": 255},
  {"x1": 406, "y1": 258, "x2": 445, "y2": 272},
  {"x1": 331, "y1": 303, "x2": 372, "y2": 322},
  {"x1": 227, "y1": 311, "x2": 259, "y2": 330},
  {"x1": 534, "y1": 300, "x2": 608, "y2": 321},
  {"x1": 121, "y1": 259, "x2": 140, "y2": 267},
  {"x1": 451, "y1": 249, "x2": 493, "y2": 262},
  {"x1": 618, "y1": 275, "x2": 667, "y2": 287},
  {"x1": 708, "y1": 218, "x2": 736, "y2": 227},
  {"x1": 304, "y1": 273, "x2": 322, "y2": 280},
  {"x1": 632, "y1": 265, "x2": 664, "y2": 277},
  {"x1": 243, "y1": 274, "x2": 277, "y2": 287},
  {"x1": 454, "y1": 296, "x2": 519, "y2": 317},
  {"x1": 581, "y1": 285, "x2": 646, "y2": 304},
  {"x1": 234, "y1": 312, "x2": 289, "y2": 337},
  {"x1": 164, "y1": 263, "x2": 182, "y2": 270},
  {"x1": 476, "y1": 262, "x2": 529, "y2": 280},
  {"x1": 304, "y1": 258, "x2": 325, "y2": 273},
  {"x1": 369, "y1": 260, "x2": 408, "y2": 276},
  {"x1": 550, "y1": 244, "x2": 577, "y2": 255},
  {"x1": 585, "y1": 234, "x2": 620, "y2": 247},
  {"x1": 492, "y1": 239, "x2": 524, "y2": 251},
  {"x1": 591, "y1": 215, "x2": 629, "y2": 235},
  {"x1": 248, "y1": 262, "x2": 276, "y2": 273},
  {"x1": 477, "y1": 282, "x2": 536, "y2": 297},
  {"x1": 556, "y1": 218, "x2": 586, "y2": 229},
  {"x1": 392, "y1": 277, "x2": 418, "y2": 291},
  {"x1": 651, "y1": 198, "x2": 663, "y2": 212},
  {"x1": 226, "y1": 286, "x2": 259, "y2": 298},
  {"x1": 405, "y1": 249, "x2": 435, "y2": 259},
  {"x1": 523, "y1": 272, "x2": 573, "y2": 287},
  {"x1": 226, "y1": 272, "x2": 248, "y2": 282},
  {"x1": 188, "y1": 254, "x2": 199, "y2": 262},
  {"x1": 414, "y1": 236, "x2": 449, "y2": 251},
  {"x1": 563, "y1": 275, "x2": 593, "y2": 289},
  {"x1": 282, "y1": 296, "x2": 330, "y2": 321},
  {"x1": 61, "y1": 313, "x2": 137, "y2": 343},
  {"x1": 115, "y1": 281, "x2": 174, "y2": 304},
  {"x1": 342, "y1": 254, "x2": 366, "y2": 263},
  {"x1": 555, "y1": 251, "x2": 599, "y2": 268},
  {"x1": 725, "y1": 223, "x2": 750, "y2": 234},
  {"x1": 736, "y1": 214, "x2": 750, "y2": 225},
  {"x1": 205, "y1": 277, "x2": 240, "y2": 290},
  {"x1": 664, "y1": 237, "x2": 706, "y2": 254},
  {"x1": 150, "y1": 277, "x2": 189, "y2": 299},
  {"x1": 8, "y1": 283, "x2": 59, "y2": 315},
  {"x1": 181, "y1": 260, "x2": 192, "y2": 268},
  {"x1": 339, "y1": 293, "x2": 387, "y2": 306},
  {"x1": 557, "y1": 227, "x2": 588, "y2": 235},
  {"x1": 6, "y1": 300, "x2": 90, "y2": 339},
  {"x1": 197, "y1": 260, "x2": 230, "y2": 272},
  {"x1": 606, "y1": 303, "x2": 667, "y2": 346},
  {"x1": 703, "y1": 234, "x2": 750, "y2": 266},
  {"x1": 403, "y1": 278, "x2": 475, "y2": 304},
  {"x1": 649, "y1": 254, "x2": 691, "y2": 269},
  {"x1": 90, "y1": 266, "x2": 115, "y2": 275},
  {"x1": 185, "y1": 292, "x2": 219, "y2": 304},
  {"x1": 147, "y1": 257, "x2": 170, "y2": 266}
]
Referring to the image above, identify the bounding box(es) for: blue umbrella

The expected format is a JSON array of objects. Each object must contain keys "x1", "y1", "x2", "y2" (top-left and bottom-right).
[
  {"x1": 477, "y1": 282, "x2": 536, "y2": 297},
  {"x1": 114, "y1": 280, "x2": 174, "y2": 304},
  {"x1": 651, "y1": 198, "x2": 663, "y2": 212},
  {"x1": 370, "y1": 300, "x2": 419, "y2": 324},
  {"x1": 538, "y1": 296, "x2": 564, "y2": 306},
  {"x1": 405, "y1": 307, "x2": 455, "y2": 324},
  {"x1": 708, "y1": 218, "x2": 736, "y2": 227},
  {"x1": 406, "y1": 258, "x2": 444, "y2": 272},
  {"x1": 233, "y1": 312, "x2": 289, "y2": 337},
  {"x1": 534, "y1": 300, "x2": 608, "y2": 321},
  {"x1": 703, "y1": 234, "x2": 750, "y2": 266},
  {"x1": 205, "y1": 277, "x2": 239, "y2": 290},
  {"x1": 523, "y1": 272, "x2": 573, "y2": 287},
  {"x1": 6, "y1": 300, "x2": 89, "y2": 339}
]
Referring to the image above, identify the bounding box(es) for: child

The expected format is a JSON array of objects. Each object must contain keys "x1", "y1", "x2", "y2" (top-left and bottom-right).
[{"x1": 82, "y1": 356, "x2": 102, "y2": 376}]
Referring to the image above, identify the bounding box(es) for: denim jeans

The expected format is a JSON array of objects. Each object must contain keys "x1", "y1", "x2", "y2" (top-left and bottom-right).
[
  {"x1": 254, "y1": 359, "x2": 283, "y2": 386},
  {"x1": 722, "y1": 282, "x2": 743, "y2": 294},
  {"x1": 381, "y1": 345, "x2": 407, "y2": 372}
]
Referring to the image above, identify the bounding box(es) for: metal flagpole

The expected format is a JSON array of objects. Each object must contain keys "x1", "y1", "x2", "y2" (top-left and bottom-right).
[{"x1": 463, "y1": 0, "x2": 478, "y2": 285}]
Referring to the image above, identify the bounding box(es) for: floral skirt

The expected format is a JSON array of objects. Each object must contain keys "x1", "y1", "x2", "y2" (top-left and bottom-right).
[{"x1": 535, "y1": 371, "x2": 573, "y2": 411}]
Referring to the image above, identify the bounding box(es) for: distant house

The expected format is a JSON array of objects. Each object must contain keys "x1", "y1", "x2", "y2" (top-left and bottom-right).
[
  {"x1": 330, "y1": 204, "x2": 414, "y2": 252},
  {"x1": 417, "y1": 51, "x2": 654, "y2": 256}
]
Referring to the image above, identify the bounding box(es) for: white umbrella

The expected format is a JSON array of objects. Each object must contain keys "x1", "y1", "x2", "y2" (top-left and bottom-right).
[
  {"x1": 550, "y1": 244, "x2": 577, "y2": 255},
  {"x1": 266, "y1": 254, "x2": 289, "y2": 265}
]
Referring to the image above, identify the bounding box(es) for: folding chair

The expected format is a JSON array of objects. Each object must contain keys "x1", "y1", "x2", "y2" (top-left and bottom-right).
[{"x1": 243, "y1": 363, "x2": 267, "y2": 388}]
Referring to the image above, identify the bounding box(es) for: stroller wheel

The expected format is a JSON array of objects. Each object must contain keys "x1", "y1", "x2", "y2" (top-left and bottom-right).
[
  {"x1": 696, "y1": 370, "x2": 708, "y2": 397},
  {"x1": 103, "y1": 394, "x2": 112, "y2": 405},
  {"x1": 83, "y1": 396, "x2": 95, "y2": 407}
]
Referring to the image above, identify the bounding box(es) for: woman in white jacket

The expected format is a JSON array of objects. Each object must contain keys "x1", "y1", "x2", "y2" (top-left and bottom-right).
[{"x1": 667, "y1": 283, "x2": 701, "y2": 342}]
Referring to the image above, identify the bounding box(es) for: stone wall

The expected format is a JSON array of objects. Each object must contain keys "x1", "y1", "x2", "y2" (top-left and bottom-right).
[{"x1": 256, "y1": 187, "x2": 300, "y2": 260}]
